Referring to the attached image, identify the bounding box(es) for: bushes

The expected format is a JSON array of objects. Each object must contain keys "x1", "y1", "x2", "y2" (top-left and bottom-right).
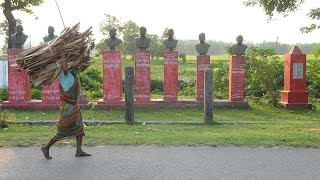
[
  {"x1": 0, "y1": 109, "x2": 8, "y2": 128},
  {"x1": 80, "y1": 67, "x2": 103, "y2": 100},
  {"x1": 0, "y1": 88, "x2": 8, "y2": 101},
  {"x1": 307, "y1": 61, "x2": 320, "y2": 99},
  {"x1": 245, "y1": 47, "x2": 283, "y2": 106}
]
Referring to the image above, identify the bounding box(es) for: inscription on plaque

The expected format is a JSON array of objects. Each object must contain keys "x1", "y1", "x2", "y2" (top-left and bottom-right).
[{"x1": 293, "y1": 63, "x2": 303, "y2": 80}]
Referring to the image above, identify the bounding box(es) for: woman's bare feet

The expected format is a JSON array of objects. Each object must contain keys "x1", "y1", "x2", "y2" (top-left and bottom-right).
[
  {"x1": 41, "y1": 147, "x2": 52, "y2": 159},
  {"x1": 75, "y1": 151, "x2": 91, "y2": 157}
]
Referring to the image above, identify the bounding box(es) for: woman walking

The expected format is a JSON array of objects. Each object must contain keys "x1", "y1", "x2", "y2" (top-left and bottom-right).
[{"x1": 41, "y1": 54, "x2": 91, "y2": 159}]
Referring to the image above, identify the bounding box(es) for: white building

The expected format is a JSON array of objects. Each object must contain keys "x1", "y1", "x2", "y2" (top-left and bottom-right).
[{"x1": 0, "y1": 59, "x2": 8, "y2": 88}]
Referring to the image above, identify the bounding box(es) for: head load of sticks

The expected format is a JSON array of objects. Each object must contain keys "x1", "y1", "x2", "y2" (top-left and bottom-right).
[{"x1": 15, "y1": 23, "x2": 95, "y2": 87}]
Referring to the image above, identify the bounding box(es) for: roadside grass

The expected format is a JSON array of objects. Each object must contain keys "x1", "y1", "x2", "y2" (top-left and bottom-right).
[{"x1": 1, "y1": 101, "x2": 319, "y2": 147}]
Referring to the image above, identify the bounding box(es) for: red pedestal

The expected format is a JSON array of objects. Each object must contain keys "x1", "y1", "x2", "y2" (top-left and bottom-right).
[
  {"x1": 280, "y1": 46, "x2": 311, "y2": 109},
  {"x1": 102, "y1": 51, "x2": 122, "y2": 101},
  {"x1": 135, "y1": 50, "x2": 150, "y2": 102},
  {"x1": 7, "y1": 49, "x2": 31, "y2": 103},
  {"x1": 164, "y1": 51, "x2": 178, "y2": 101},
  {"x1": 41, "y1": 78, "x2": 60, "y2": 108},
  {"x1": 229, "y1": 55, "x2": 245, "y2": 101},
  {"x1": 196, "y1": 55, "x2": 211, "y2": 101}
]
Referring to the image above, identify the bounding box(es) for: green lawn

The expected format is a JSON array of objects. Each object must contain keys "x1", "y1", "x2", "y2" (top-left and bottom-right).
[{"x1": 1, "y1": 101, "x2": 320, "y2": 147}]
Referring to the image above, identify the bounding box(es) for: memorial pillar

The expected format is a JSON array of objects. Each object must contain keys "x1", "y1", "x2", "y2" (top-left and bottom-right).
[
  {"x1": 7, "y1": 49, "x2": 31, "y2": 103},
  {"x1": 41, "y1": 78, "x2": 60, "y2": 108},
  {"x1": 135, "y1": 50, "x2": 151, "y2": 102},
  {"x1": 196, "y1": 55, "x2": 211, "y2": 101},
  {"x1": 163, "y1": 51, "x2": 178, "y2": 101},
  {"x1": 102, "y1": 50, "x2": 122, "y2": 101},
  {"x1": 280, "y1": 46, "x2": 311, "y2": 109},
  {"x1": 229, "y1": 55, "x2": 245, "y2": 101}
]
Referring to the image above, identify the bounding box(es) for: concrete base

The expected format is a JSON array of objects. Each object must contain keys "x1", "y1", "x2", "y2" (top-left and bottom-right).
[
  {"x1": 1, "y1": 100, "x2": 91, "y2": 110},
  {"x1": 280, "y1": 102, "x2": 312, "y2": 109},
  {"x1": 94, "y1": 99, "x2": 249, "y2": 109}
]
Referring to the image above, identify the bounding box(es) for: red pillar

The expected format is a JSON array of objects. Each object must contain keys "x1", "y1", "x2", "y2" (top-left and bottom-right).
[
  {"x1": 163, "y1": 51, "x2": 178, "y2": 101},
  {"x1": 135, "y1": 50, "x2": 151, "y2": 102},
  {"x1": 280, "y1": 46, "x2": 311, "y2": 109},
  {"x1": 229, "y1": 55, "x2": 245, "y2": 101},
  {"x1": 41, "y1": 78, "x2": 60, "y2": 108},
  {"x1": 95, "y1": 50, "x2": 124, "y2": 109},
  {"x1": 7, "y1": 49, "x2": 31, "y2": 103},
  {"x1": 196, "y1": 55, "x2": 211, "y2": 101}
]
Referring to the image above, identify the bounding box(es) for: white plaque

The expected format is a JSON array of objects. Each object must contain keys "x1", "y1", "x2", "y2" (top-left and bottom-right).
[{"x1": 293, "y1": 63, "x2": 303, "y2": 79}]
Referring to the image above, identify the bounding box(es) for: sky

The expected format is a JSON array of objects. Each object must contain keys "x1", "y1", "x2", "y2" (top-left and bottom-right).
[{"x1": 1, "y1": 0, "x2": 320, "y2": 48}]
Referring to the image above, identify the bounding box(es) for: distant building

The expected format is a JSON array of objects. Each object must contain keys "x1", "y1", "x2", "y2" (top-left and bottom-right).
[{"x1": 0, "y1": 59, "x2": 8, "y2": 88}]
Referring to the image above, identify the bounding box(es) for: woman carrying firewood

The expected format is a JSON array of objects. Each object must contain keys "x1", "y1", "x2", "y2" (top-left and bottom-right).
[{"x1": 41, "y1": 53, "x2": 91, "y2": 159}]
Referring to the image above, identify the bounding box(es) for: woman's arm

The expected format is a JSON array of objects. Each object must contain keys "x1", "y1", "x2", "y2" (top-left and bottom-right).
[{"x1": 61, "y1": 53, "x2": 68, "y2": 75}]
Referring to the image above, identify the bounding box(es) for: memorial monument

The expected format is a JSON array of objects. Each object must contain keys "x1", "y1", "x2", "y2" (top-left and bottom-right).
[
  {"x1": 134, "y1": 27, "x2": 151, "y2": 101},
  {"x1": 229, "y1": 35, "x2": 247, "y2": 101},
  {"x1": 43, "y1": 26, "x2": 58, "y2": 42},
  {"x1": 230, "y1": 35, "x2": 248, "y2": 55},
  {"x1": 163, "y1": 29, "x2": 178, "y2": 51},
  {"x1": 42, "y1": 26, "x2": 60, "y2": 108},
  {"x1": 163, "y1": 29, "x2": 178, "y2": 101},
  {"x1": 105, "y1": 28, "x2": 122, "y2": 51},
  {"x1": 9, "y1": 24, "x2": 28, "y2": 49},
  {"x1": 195, "y1": 33, "x2": 211, "y2": 101}
]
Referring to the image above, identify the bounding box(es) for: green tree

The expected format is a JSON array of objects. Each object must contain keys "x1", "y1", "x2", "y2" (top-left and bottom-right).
[
  {"x1": 120, "y1": 20, "x2": 139, "y2": 58},
  {"x1": 149, "y1": 34, "x2": 164, "y2": 60},
  {"x1": 100, "y1": 13, "x2": 122, "y2": 36},
  {"x1": 0, "y1": 19, "x2": 22, "y2": 53},
  {"x1": 1, "y1": 0, "x2": 44, "y2": 49},
  {"x1": 244, "y1": 0, "x2": 320, "y2": 33},
  {"x1": 245, "y1": 47, "x2": 283, "y2": 106}
]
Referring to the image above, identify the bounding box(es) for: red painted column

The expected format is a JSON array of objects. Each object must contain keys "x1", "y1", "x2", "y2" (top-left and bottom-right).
[
  {"x1": 280, "y1": 46, "x2": 311, "y2": 109},
  {"x1": 7, "y1": 49, "x2": 31, "y2": 103},
  {"x1": 163, "y1": 51, "x2": 178, "y2": 101},
  {"x1": 229, "y1": 55, "x2": 245, "y2": 101},
  {"x1": 196, "y1": 55, "x2": 211, "y2": 101},
  {"x1": 42, "y1": 78, "x2": 60, "y2": 106},
  {"x1": 102, "y1": 50, "x2": 122, "y2": 101},
  {"x1": 135, "y1": 50, "x2": 150, "y2": 101}
]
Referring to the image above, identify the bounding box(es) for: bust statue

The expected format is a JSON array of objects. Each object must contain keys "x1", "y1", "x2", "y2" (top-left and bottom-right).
[
  {"x1": 43, "y1": 26, "x2": 58, "y2": 42},
  {"x1": 9, "y1": 24, "x2": 28, "y2": 49},
  {"x1": 195, "y1": 33, "x2": 211, "y2": 55},
  {"x1": 230, "y1": 35, "x2": 248, "y2": 55},
  {"x1": 134, "y1": 26, "x2": 151, "y2": 51},
  {"x1": 163, "y1": 29, "x2": 178, "y2": 51},
  {"x1": 105, "y1": 27, "x2": 122, "y2": 51}
]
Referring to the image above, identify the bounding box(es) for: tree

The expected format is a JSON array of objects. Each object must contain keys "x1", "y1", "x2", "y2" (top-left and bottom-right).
[
  {"x1": 243, "y1": 0, "x2": 320, "y2": 33},
  {"x1": 100, "y1": 13, "x2": 122, "y2": 36},
  {"x1": 1, "y1": 0, "x2": 44, "y2": 49},
  {"x1": 149, "y1": 34, "x2": 164, "y2": 60},
  {"x1": 0, "y1": 19, "x2": 22, "y2": 52},
  {"x1": 120, "y1": 20, "x2": 139, "y2": 58}
]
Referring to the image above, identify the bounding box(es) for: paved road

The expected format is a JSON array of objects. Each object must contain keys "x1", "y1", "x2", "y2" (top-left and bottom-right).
[{"x1": 1, "y1": 146, "x2": 320, "y2": 180}]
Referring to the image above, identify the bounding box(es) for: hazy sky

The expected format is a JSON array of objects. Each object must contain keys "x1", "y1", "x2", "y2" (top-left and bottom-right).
[{"x1": 1, "y1": 0, "x2": 320, "y2": 48}]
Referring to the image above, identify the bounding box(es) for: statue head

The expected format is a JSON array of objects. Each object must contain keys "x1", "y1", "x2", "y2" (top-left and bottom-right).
[
  {"x1": 139, "y1": 26, "x2": 147, "y2": 38},
  {"x1": 48, "y1": 26, "x2": 55, "y2": 35},
  {"x1": 236, "y1": 35, "x2": 243, "y2": 45},
  {"x1": 168, "y1": 29, "x2": 174, "y2": 39},
  {"x1": 16, "y1": 24, "x2": 23, "y2": 34},
  {"x1": 198, "y1": 33, "x2": 206, "y2": 43},
  {"x1": 109, "y1": 27, "x2": 117, "y2": 38}
]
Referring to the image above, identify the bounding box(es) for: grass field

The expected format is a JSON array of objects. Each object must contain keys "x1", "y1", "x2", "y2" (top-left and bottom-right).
[{"x1": 1, "y1": 101, "x2": 320, "y2": 147}]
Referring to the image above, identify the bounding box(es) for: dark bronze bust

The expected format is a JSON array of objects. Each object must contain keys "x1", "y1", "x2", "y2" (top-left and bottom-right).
[
  {"x1": 10, "y1": 24, "x2": 28, "y2": 49},
  {"x1": 105, "y1": 27, "x2": 122, "y2": 51},
  {"x1": 43, "y1": 26, "x2": 58, "y2": 42},
  {"x1": 134, "y1": 26, "x2": 151, "y2": 51},
  {"x1": 195, "y1": 33, "x2": 211, "y2": 55},
  {"x1": 230, "y1": 35, "x2": 248, "y2": 55},
  {"x1": 163, "y1": 29, "x2": 178, "y2": 51}
]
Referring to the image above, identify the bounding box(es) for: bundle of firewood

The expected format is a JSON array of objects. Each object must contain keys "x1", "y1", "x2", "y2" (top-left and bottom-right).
[{"x1": 15, "y1": 23, "x2": 95, "y2": 87}]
